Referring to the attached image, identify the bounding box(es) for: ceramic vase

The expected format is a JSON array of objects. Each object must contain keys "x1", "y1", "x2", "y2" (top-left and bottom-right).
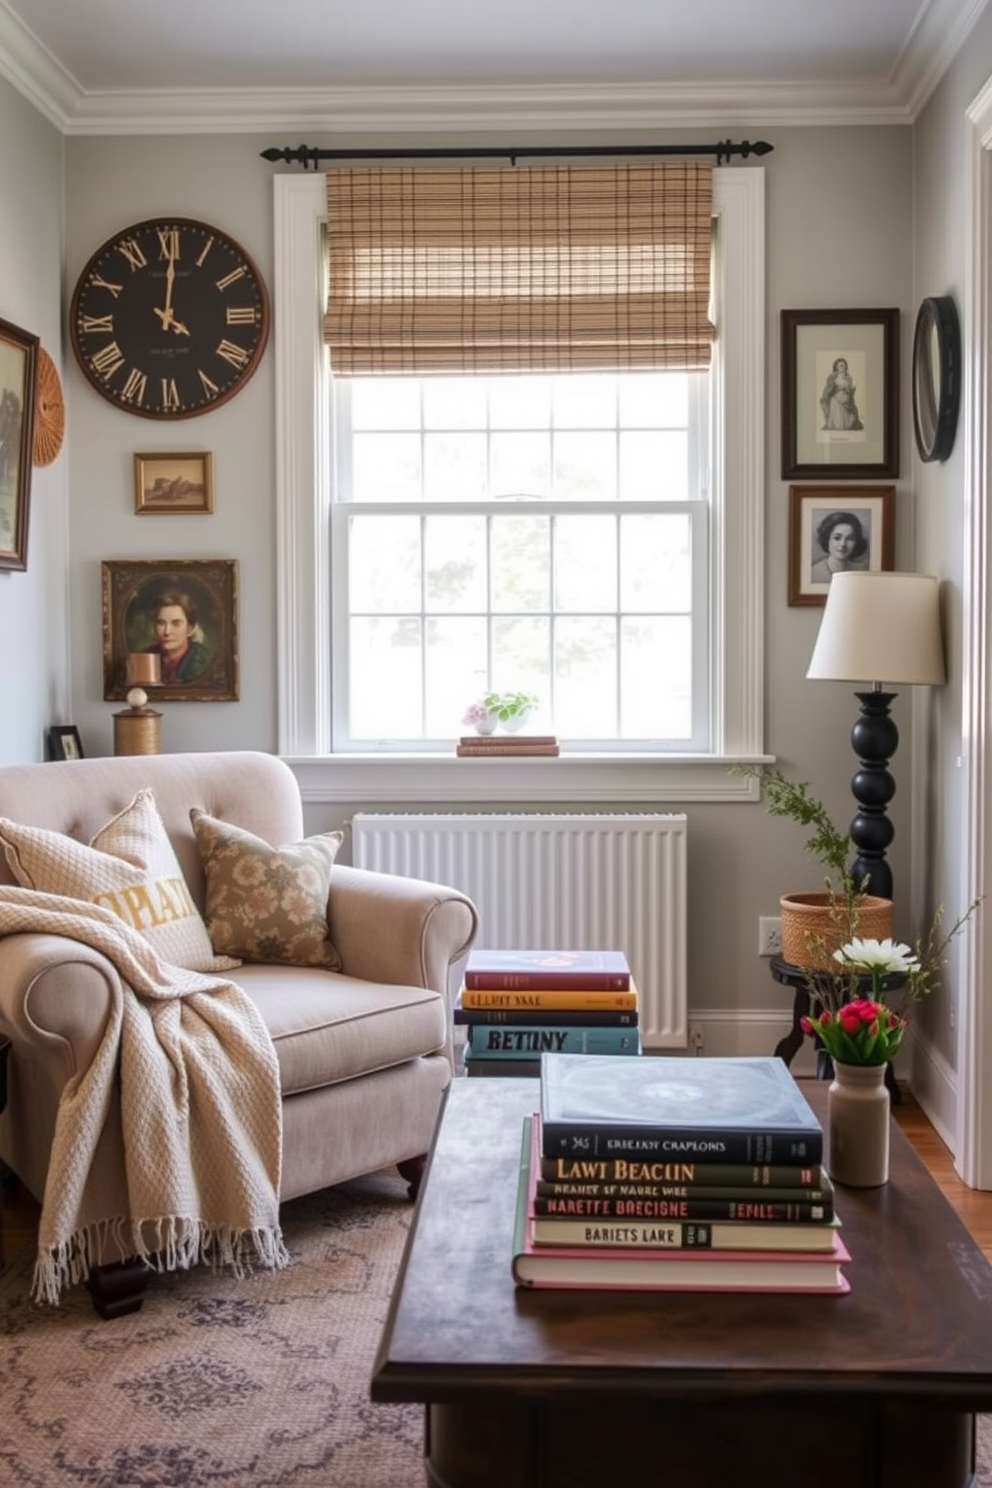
[
  {"x1": 473, "y1": 714, "x2": 498, "y2": 735},
  {"x1": 827, "y1": 1061, "x2": 890, "y2": 1188}
]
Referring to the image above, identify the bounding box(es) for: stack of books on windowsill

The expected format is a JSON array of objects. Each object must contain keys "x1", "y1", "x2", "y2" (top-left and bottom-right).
[
  {"x1": 511, "y1": 1053, "x2": 850, "y2": 1295},
  {"x1": 455, "y1": 734, "x2": 560, "y2": 757},
  {"x1": 458, "y1": 949, "x2": 640, "y2": 1078}
]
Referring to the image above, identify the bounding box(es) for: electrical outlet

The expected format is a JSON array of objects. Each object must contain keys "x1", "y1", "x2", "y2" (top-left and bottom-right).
[
  {"x1": 759, "y1": 916, "x2": 783, "y2": 957},
  {"x1": 689, "y1": 1023, "x2": 705, "y2": 1054}
]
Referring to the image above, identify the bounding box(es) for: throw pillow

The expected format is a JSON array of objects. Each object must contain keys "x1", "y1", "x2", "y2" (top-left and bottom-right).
[
  {"x1": 0, "y1": 789, "x2": 240, "y2": 973},
  {"x1": 189, "y1": 809, "x2": 344, "y2": 969}
]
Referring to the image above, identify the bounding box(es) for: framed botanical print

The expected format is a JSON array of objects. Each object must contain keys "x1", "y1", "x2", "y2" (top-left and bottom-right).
[
  {"x1": 0, "y1": 315, "x2": 39, "y2": 571},
  {"x1": 788, "y1": 485, "x2": 895, "y2": 607},
  {"x1": 102, "y1": 558, "x2": 239, "y2": 701},
  {"x1": 781, "y1": 309, "x2": 899, "y2": 480}
]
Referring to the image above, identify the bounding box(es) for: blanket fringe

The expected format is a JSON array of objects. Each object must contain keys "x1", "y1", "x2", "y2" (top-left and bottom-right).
[{"x1": 32, "y1": 1216, "x2": 290, "y2": 1306}]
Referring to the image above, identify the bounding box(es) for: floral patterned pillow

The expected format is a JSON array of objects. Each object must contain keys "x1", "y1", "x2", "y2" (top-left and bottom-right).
[{"x1": 189, "y1": 809, "x2": 344, "y2": 969}]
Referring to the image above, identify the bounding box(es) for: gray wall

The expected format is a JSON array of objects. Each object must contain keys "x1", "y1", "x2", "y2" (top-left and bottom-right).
[
  {"x1": 0, "y1": 74, "x2": 68, "y2": 764},
  {"x1": 7, "y1": 78, "x2": 985, "y2": 1066}
]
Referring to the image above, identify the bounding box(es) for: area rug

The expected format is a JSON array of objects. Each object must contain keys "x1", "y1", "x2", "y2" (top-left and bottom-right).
[
  {"x1": 3, "y1": 1172, "x2": 992, "y2": 1487},
  {"x1": 0, "y1": 1170, "x2": 423, "y2": 1487}
]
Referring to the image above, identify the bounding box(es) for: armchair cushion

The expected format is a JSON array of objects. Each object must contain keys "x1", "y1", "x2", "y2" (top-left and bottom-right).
[
  {"x1": 0, "y1": 788, "x2": 238, "y2": 974},
  {"x1": 190, "y1": 808, "x2": 344, "y2": 969}
]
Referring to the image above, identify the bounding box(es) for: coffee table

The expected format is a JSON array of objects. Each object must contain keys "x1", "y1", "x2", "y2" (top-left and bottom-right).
[{"x1": 372, "y1": 1075, "x2": 992, "y2": 1487}]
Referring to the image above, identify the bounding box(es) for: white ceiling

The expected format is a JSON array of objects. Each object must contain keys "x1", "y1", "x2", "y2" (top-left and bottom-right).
[{"x1": 0, "y1": 0, "x2": 987, "y2": 134}]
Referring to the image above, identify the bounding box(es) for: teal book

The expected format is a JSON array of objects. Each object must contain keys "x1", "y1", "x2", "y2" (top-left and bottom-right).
[
  {"x1": 539, "y1": 1054, "x2": 823, "y2": 1165},
  {"x1": 466, "y1": 1024, "x2": 640, "y2": 1058}
]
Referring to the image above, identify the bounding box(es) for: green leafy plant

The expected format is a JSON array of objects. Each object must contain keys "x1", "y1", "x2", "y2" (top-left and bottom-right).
[
  {"x1": 732, "y1": 765, "x2": 853, "y2": 892},
  {"x1": 481, "y1": 690, "x2": 538, "y2": 723}
]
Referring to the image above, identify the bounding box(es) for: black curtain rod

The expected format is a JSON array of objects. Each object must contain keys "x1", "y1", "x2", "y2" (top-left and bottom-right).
[{"x1": 260, "y1": 140, "x2": 773, "y2": 169}]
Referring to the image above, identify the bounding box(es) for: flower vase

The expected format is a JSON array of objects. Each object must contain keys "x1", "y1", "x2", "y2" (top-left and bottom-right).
[
  {"x1": 827, "y1": 1061, "x2": 890, "y2": 1188},
  {"x1": 473, "y1": 715, "x2": 498, "y2": 735}
]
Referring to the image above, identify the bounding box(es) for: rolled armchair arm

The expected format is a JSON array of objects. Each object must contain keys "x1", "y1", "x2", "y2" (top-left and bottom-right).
[
  {"x1": 0, "y1": 933, "x2": 120, "y2": 1075},
  {"x1": 326, "y1": 864, "x2": 478, "y2": 999}
]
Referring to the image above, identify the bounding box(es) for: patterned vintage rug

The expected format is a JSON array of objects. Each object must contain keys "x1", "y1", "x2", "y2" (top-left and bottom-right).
[{"x1": 2, "y1": 1169, "x2": 992, "y2": 1487}]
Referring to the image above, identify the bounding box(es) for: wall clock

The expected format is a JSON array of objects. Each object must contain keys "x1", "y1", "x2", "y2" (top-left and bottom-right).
[
  {"x1": 911, "y1": 295, "x2": 961, "y2": 463},
  {"x1": 70, "y1": 217, "x2": 270, "y2": 419}
]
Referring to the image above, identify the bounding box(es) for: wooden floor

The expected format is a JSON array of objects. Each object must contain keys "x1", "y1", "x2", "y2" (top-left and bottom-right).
[{"x1": 3, "y1": 1086, "x2": 992, "y2": 1268}]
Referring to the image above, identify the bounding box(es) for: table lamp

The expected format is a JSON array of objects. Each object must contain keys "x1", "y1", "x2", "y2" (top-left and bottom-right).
[
  {"x1": 806, "y1": 571, "x2": 946, "y2": 901},
  {"x1": 113, "y1": 653, "x2": 163, "y2": 756}
]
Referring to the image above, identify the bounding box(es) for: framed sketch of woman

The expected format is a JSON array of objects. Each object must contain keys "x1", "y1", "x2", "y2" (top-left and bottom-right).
[{"x1": 788, "y1": 486, "x2": 895, "y2": 606}]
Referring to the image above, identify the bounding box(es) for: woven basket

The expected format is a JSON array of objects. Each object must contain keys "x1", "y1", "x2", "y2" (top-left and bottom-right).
[{"x1": 779, "y1": 892, "x2": 893, "y2": 972}]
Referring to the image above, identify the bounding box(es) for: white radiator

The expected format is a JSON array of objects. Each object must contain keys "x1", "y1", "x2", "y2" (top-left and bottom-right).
[{"x1": 351, "y1": 812, "x2": 687, "y2": 1050}]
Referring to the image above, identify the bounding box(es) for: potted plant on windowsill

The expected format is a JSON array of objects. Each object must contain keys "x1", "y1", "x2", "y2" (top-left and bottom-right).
[
  {"x1": 463, "y1": 691, "x2": 539, "y2": 735},
  {"x1": 733, "y1": 766, "x2": 893, "y2": 971}
]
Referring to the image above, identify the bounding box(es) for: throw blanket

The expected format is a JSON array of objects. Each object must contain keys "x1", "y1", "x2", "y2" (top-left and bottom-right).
[{"x1": 0, "y1": 885, "x2": 289, "y2": 1304}]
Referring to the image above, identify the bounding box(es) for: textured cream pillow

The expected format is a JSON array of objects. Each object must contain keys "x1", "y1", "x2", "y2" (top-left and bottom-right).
[
  {"x1": 190, "y1": 809, "x2": 344, "y2": 969},
  {"x1": 0, "y1": 789, "x2": 240, "y2": 973}
]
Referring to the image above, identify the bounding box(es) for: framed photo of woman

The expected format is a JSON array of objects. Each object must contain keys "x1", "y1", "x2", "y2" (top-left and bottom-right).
[
  {"x1": 788, "y1": 485, "x2": 895, "y2": 607},
  {"x1": 781, "y1": 309, "x2": 899, "y2": 480}
]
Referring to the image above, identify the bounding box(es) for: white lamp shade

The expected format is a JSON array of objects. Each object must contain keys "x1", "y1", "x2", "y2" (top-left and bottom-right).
[{"x1": 806, "y1": 572, "x2": 946, "y2": 686}]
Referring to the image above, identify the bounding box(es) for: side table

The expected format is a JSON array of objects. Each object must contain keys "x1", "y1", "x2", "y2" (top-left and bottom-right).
[{"x1": 771, "y1": 956, "x2": 901, "y2": 1102}]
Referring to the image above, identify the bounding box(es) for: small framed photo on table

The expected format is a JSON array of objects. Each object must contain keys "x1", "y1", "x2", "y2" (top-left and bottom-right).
[
  {"x1": 781, "y1": 309, "x2": 899, "y2": 480},
  {"x1": 788, "y1": 485, "x2": 895, "y2": 607},
  {"x1": 47, "y1": 725, "x2": 85, "y2": 760}
]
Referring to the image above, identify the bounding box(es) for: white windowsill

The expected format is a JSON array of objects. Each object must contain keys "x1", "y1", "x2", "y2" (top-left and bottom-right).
[{"x1": 284, "y1": 752, "x2": 774, "y2": 805}]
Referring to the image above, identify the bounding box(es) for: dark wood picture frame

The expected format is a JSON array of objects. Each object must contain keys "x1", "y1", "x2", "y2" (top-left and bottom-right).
[
  {"x1": 102, "y1": 558, "x2": 239, "y2": 701},
  {"x1": 134, "y1": 450, "x2": 215, "y2": 514},
  {"x1": 0, "y1": 314, "x2": 39, "y2": 572},
  {"x1": 781, "y1": 309, "x2": 899, "y2": 480},
  {"x1": 47, "y1": 725, "x2": 84, "y2": 761},
  {"x1": 788, "y1": 485, "x2": 895, "y2": 607}
]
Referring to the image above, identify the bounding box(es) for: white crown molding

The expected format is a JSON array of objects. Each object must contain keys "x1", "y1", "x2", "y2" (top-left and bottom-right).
[
  {"x1": 0, "y1": 0, "x2": 80, "y2": 127},
  {"x1": 44, "y1": 79, "x2": 918, "y2": 136},
  {"x1": 1, "y1": 0, "x2": 985, "y2": 135},
  {"x1": 894, "y1": 0, "x2": 990, "y2": 121}
]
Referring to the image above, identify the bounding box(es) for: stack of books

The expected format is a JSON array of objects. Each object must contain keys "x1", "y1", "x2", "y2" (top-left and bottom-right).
[
  {"x1": 455, "y1": 734, "x2": 560, "y2": 757},
  {"x1": 458, "y1": 949, "x2": 640, "y2": 1078},
  {"x1": 511, "y1": 1053, "x2": 850, "y2": 1294}
]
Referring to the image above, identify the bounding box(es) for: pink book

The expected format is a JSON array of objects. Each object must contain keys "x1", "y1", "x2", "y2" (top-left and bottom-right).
[{"x1": 512, "y1": 1115, "x2": 851, "y2": 1294}]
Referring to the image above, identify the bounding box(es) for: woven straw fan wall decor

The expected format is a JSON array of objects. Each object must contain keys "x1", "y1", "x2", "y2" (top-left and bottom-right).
[{"x1": 33, "y1": 347, "x2": 65, "y2": 466}]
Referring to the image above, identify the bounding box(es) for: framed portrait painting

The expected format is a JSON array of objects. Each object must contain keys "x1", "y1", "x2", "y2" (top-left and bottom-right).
[
  {"x1": 0, "y1": 315, "x2": 39, "y2": 572},
  {"x1": 781, "y1": 309, "x2": 899, "y2": 480},
  {"x1": 102, "y1": 558, "x2": 239, "y2": 701},
  {"x1": 788, "y1": 485, "x2": 895, "y2": 607}
]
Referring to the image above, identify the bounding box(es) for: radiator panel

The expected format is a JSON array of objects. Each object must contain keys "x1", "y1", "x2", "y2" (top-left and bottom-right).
[{"x1": 351, "y1": 813, "x2": 687, "y2": 1049}]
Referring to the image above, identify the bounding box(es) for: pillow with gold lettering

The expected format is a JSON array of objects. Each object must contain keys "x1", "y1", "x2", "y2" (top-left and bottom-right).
[
  {"x1": 190, "y1": 808, "x2": 343, "y2": 968},
  {"x1": 0, "y1": 789, "x2": 240, "y2": 973}
]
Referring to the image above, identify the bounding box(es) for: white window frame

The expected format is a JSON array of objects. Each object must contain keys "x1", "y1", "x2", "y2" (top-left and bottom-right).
[{"x1": 274, "y1": 167, "x2": 766, "y2": 806}]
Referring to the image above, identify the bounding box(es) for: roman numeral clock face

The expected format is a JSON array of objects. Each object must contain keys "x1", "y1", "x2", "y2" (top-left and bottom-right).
[{"x1": 70, "y1": 217, "x2": 270, "y2": 418}]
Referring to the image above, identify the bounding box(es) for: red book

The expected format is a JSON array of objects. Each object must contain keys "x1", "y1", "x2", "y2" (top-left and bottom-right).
[{"x1": 465, "y1": 948, "x2": 631, "y2": 991}]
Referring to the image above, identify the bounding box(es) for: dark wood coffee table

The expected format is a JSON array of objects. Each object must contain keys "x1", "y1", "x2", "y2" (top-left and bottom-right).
[{"x1": 372, "y1": 1076, "x2": 992, "y2": 1488}]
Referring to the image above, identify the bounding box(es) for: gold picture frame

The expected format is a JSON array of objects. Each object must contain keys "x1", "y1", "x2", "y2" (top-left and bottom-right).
[
  {"x1": 0, "y1": 314, "x2": 39, "y2": 571},
  {"x1": 134, "y1": 450, "x2": 214, "y2": 514},
  {"x1": 102, "y1": 558, "x2": 239, "y2": 701}
]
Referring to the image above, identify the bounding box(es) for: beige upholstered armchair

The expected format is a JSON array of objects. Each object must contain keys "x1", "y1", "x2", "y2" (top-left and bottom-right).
[{"x1": 0, "y1": 750, "x2": 477, "y2": 1315}]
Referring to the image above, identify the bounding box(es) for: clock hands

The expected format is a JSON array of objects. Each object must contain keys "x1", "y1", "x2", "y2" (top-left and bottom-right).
[{"x1": 153, "y1": 247, "x2": 190, "y2": 337}]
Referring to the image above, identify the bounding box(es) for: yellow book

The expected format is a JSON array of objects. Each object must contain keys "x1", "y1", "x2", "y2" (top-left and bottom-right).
[{"x1": 459, "y1": 979, "x2": 638, "y2": 1011}]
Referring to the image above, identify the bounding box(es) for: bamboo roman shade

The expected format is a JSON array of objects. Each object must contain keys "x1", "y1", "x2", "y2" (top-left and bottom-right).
[{"x1": 323, "y1": 164, "x2": 714, "y2": 375}]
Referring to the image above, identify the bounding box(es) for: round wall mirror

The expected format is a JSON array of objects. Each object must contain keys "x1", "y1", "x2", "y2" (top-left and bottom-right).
[{"x1": 912, "y1": 295, "x2": 961, "y2": 463}]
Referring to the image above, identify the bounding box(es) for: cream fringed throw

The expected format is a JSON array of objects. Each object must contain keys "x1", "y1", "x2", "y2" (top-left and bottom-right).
[{"x1": 0, "y1": 885, "x2": 289, "y2": 1304}]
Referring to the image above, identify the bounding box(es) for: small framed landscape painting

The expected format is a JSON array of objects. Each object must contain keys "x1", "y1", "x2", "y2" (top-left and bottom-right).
[
  {"x1": 788, "y1": 485, "x2": 895, "y2": 607},
  {"x1": 102, "y1": 557, "x2": 239, "y2": 701},
  {"x1": 781, "y1": 309, "x2": 899, "y2": 481},
  {"x1": 134, "y1": 450, "x2": 214, "y2": 514}
]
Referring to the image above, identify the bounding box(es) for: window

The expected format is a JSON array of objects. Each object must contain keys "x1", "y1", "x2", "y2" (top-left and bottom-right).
[
  {"x1": 331, "y1": 369, "x2": 709, "y2": 749},
  {"x1": 274, "y1": 167, "x2": 764, "y2": 804}
]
